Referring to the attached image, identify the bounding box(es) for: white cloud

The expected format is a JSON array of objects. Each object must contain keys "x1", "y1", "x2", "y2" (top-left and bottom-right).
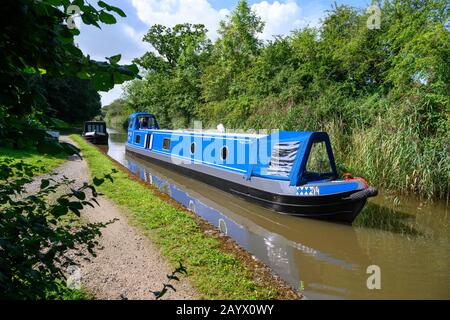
[
  {"x1": 131, "y1": 0, "x2": 229, "y2": 40},
  {"x1": 76, "y1": 23, "x2": 149, "y2": 64},
  {"x1": 100, "y1": 84, "x2": 124, "y2": 106},
  {"x1": 76, "y1": 22, "x2": 150, "y2": 106},
  {"x1": 79, "y1": 0, "x2": 322, "y2": 105},
  {"x1": 251, "y1": 0, "x2": 304, "y2": 40}
]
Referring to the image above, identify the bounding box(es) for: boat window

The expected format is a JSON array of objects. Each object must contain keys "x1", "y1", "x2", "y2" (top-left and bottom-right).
[
  {"x1": 138, "y1": 117, "x2": 149, "y2": 129},
  {"x1": 138, "y1": 116, "x2": 156, "y2": 129},
  {"x1": 220, "y1": 146, "x2": 228, "y2": 161},
  {"x1": 266, "y1": 141, "x2": 301, "y2": 177},
  {"x1": 148, "y1": 117, "x2": 155, "y2": 128},
  {"x1": 190, "y1": 142, "x2": 196, "y2": 154},
  {"x1": 129, "y1": 119, "x2": 133, "y2": 129},
  {"x1": 162, "y1": 138, "x2": 171, "y2": 150},
  {"x1": 304, "y1": 141, "x2": 332, "y2": 179},
  {"x1": 135, "y1": 134, "x2": 141, "y2": 144}
]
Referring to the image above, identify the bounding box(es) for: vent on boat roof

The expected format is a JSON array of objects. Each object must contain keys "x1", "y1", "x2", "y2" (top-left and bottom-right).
[{"x1": 266, "y1": 141, "x2": 301, "y2": 177}]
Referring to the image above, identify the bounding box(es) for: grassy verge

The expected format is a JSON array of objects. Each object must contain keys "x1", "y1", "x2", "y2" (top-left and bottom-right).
[
  {"x1": 71, "y1": 134, "x2": 298, "y2": 300},
  {"x1": 0, "y1": 147, "x2": 67, "y2": 175}
]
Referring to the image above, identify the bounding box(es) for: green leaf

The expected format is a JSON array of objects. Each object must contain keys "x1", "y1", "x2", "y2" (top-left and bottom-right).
[
  {"x1": 93, "y1": 177, "x2": 105, "y2": 186},
  {"x1": 166, "y1": 284, "x2": 176, "y2": 292},
  {"x1": 81, "y1": 12, "x2": 101, "y2": 28},
  {"x1": 70, "y1": 207, "x2": 81, "y2": 216},
  {"x1": 51, "y1": 205, "x2": 68, "y2": 217},
  {"x1": 97, "y1": 0, "x2": 108, "y2": 8},
  {"x1": 72, "y1": 189, "x2": 86, "y2": 200},
  {"x1": 167, "y1": 274, "x2": 180, "y2": 281},
  {"x1": 57, "y1": 198, "x2": 70, "y2": 206},
  {"x1": 98, "y1": 1, "x2": 126, "y2": 17},
  {"x1": 155, "y1": 287, "x2": 167, "y2": 299},
  {"x1": 68, "y1": 202, "x2": 83, "y2": 210},
  {"x1": 107, "y1": 54, "x2": 121, "y2": 65},
  {"x1": 40, "y1": 179, "x2": 50, "y2": 189},
  {"x1": 99, "y1": 11, "x2": 117, "y2": 24},
  {"x1": 107, "y1": 5, "x2": 126, "y2": 18},
  {"x1": 83, "y1": 201, "x2": 95, "y2": 208}
]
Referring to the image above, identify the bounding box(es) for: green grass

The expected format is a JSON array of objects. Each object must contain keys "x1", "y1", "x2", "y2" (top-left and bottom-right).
[
  {"x1": 45, "y1": 279, "x2": 94, "y2": 300},
  {"x1": 71, "y1": 134, "x2": 282, "y2": 300},
  {"x1": 0, "y1": 147, "x2": 67, "y2": 175}
]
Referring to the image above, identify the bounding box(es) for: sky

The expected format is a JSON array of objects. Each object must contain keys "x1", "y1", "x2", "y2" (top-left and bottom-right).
[{"x1": 74, "y1": 0, "x2": 371, "y2": 106}]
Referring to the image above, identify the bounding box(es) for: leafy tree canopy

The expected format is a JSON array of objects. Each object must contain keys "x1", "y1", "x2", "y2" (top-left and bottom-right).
[{"x1": 0, "y1": 0, "x2": 140, "y2": 138}]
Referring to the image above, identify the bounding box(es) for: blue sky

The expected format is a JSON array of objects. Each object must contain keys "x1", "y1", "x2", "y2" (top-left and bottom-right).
[{"x1": 75, "y1": 0, "x2": 372, "y2": 106}]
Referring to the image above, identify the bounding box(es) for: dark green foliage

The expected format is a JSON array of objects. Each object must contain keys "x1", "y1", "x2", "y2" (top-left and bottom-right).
[
  {"x1": 106, "y1": 0, "x2": 449, "y2": 199},
  {"x1": 130, "y1": 23, "x2": 213, "y2": 128},
  {"x1": 0, "y1": 158, "x2": 117, "y2": 299},
  {"x1": 0, "y1": 0, "x2": 139, "y2": 140},
  {"x1": 41, "y1": 77, "x2": 101, "y2": 124},
  {"x1": 103, "y1": 99, "x2": 131, "y2": 129}
]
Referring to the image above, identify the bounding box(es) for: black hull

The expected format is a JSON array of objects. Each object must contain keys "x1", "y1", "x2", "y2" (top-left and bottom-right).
[
  {"x1": 126, "y1": 148, "x2": 370, "y2": 223},
  {"x1": 83, "y1": 135, "x2": 109, "y2": 145}
]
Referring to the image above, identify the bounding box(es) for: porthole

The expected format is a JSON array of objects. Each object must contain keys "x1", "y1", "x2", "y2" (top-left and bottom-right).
[
  {"x1": 162, "y1": 138, "x2": 171, "y2": 150},
  {"x1": 190, "y1": 142, "x2": 196, "y2": 155},
  {"x1": 220, "y1": 146, "x2": 228, "y2": 161}
]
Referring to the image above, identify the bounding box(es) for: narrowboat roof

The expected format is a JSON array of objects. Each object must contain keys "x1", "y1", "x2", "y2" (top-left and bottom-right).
[
  {"x1": 84, "y1": 121, "x2": 106, "y2": 124},
  {"x1": 129, "y1": 112, "x2": 156, "y2": 118},
  {"x1": 129, "y1": 113, "x2": 318, "y2": 140},
  {"x1": 155, "y1": 129, "x2": 267, "y2": 138}
]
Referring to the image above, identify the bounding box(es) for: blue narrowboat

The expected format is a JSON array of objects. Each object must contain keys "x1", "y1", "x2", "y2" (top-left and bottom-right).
[{"x1": 125, "y1": 112, "x2": 377, "y2": 223}]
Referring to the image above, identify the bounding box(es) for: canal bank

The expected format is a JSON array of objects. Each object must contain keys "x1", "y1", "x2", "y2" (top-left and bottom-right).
[
  {"x1": 70, "y1": 134, "x2": 301, "y2": 300},
  {"x1": 96, "y1": 128, "x2": 450, "y2": 300}
]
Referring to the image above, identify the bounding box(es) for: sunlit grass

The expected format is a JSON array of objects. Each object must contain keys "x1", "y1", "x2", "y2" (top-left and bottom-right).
[{"x1": 0, "y1": 147, "x2": 67, "y2": 175}]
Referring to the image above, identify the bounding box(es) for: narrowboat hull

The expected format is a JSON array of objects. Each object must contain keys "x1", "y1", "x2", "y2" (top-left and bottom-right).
[
  {"x1": 82, "y1": 133, "x2": 109, "y2": 145},
  {"x1": 125, "y1": 143, "x2": 376, "y2": 223},
  {"x1": 82, "y1": 121, "x2": 109, "y2": 145}
]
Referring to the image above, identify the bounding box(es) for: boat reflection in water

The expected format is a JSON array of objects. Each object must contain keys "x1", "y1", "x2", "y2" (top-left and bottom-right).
[{"x1": 126, "y1": 155, "x2": 372, "y2": 299}]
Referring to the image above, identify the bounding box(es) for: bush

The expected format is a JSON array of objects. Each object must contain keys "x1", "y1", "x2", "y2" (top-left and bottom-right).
[{"x1": 0, "y1": 158, "x2": 117, "y2": 299}]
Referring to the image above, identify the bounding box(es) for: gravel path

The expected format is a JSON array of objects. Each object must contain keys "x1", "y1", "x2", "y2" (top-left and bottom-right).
[{"x1": 30, "y1": 137, "x2": 197, "y2": 300}]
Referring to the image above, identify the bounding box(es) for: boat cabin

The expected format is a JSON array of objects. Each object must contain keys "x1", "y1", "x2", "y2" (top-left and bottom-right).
[
  {"x1": 82, "y1": 121, "x2": 108, "y2": 144},
  {"x1": 126, "y1": 113, "x2": 337, "y2": 187}
]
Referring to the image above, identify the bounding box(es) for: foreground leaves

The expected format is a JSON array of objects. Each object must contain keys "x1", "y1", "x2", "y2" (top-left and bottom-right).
[{"x1": 0, "y1": 157, "x2": 116, "y2": 299}]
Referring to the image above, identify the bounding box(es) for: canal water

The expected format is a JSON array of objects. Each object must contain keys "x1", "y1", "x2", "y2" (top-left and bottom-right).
[{"x1": 104, "y1": 129, "x2": 449, "y2": 299}]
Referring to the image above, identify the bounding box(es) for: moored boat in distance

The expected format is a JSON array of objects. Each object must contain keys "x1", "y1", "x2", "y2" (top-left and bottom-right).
[
  {"x1": 125, "y1": 112, "x2": 377, "y2": 223},
  {"x1": 82, "y1": 121, "x2": 109, "y2": 145}
]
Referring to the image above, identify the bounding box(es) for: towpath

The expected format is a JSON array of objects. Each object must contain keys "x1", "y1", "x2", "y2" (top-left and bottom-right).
[{"x1": 27, "y1": 136, "x2": 197, "y2": 300}]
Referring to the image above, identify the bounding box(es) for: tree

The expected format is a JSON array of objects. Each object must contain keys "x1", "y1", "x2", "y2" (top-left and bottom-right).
[
  {"x1": 103, "y1": 98, "x2": 132, "y2": 129},
  {"x1": 135, "y1": 23, "x2": 212, "y2": 74},
  {"x1": 215, "y1": 0, "x2": 264, "y2": 69},
  {"x1": 0, "y1": 0, "x2": 139, "y2": 140},
  {"x1": 133, "y1": 23, "x2": 212, "y2": 128},
  {"x1": 42, "y1": 77, "x2": 101, "y2": 124}
]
